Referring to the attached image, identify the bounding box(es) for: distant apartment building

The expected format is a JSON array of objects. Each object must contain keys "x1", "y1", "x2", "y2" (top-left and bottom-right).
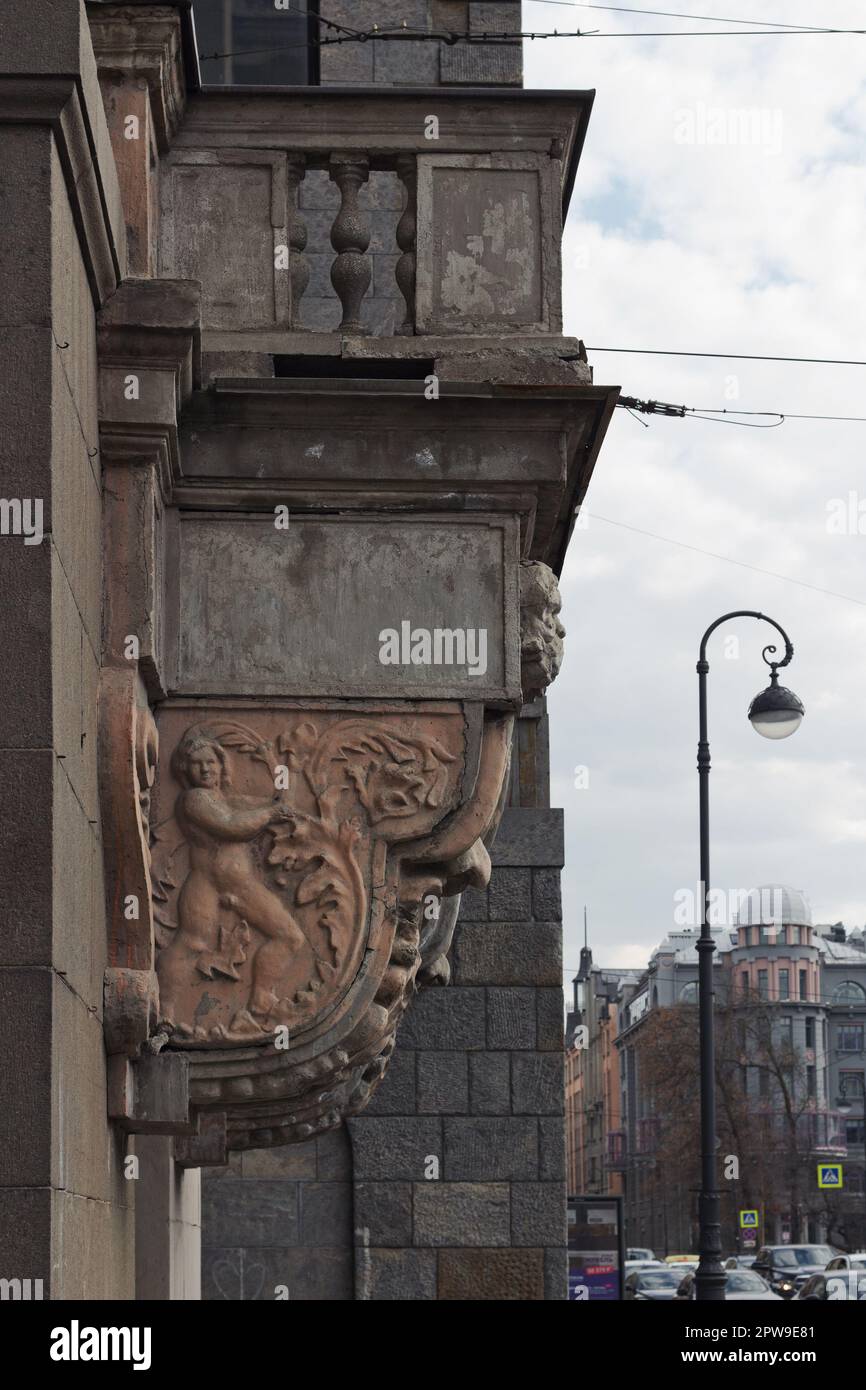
[
  {"x1": 569, "y1": 886, "x2": 866, "y2": 1255},
  {"x1": 565, "y1": 946, "x2": 641, "y2": 1197}
]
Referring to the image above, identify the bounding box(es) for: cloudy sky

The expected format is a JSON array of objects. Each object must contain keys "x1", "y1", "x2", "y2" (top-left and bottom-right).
[{"x1": 522, "y1": 2, "x2": 866, "y2": 978}]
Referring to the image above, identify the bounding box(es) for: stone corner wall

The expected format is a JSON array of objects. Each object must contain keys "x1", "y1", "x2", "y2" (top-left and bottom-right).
[
  {"x1": 198, "y1": 806, "x2": 569, "y2": 1301},
  {"x1": 201, "y1": 1126, "x2": 355, "y2": 1301},
  {"x1": 0, "y1": 0, "x2": 134, "y2": 1298},
  {"x1": 348, "y1": 805, "x2": 567, "y2": 1300}
]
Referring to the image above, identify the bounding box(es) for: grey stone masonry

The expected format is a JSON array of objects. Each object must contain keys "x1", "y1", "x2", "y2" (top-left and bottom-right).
[
  {"x1": 348, "y1": 804, "x2": 569, "y2": 1299},
  {"x1": 320, "y1": 3, "x2": 523, "y2": 88},
  {"x1": 201, "y1": 1128, "x2": 354, "y2": 1301}
]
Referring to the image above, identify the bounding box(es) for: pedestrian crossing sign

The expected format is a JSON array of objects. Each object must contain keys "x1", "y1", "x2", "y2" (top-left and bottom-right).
[
  {"x1": 818, "y1": 1164, "x2": 843, "y2": 1189},
  {"x1": 739, "y1": 1210, "x2": 758, "y2": 1228}
]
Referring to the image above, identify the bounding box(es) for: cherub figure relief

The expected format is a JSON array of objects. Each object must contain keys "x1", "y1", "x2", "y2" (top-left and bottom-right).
[{"x1": 155, "y1": 726, "x2": 314, "y2": 1041}]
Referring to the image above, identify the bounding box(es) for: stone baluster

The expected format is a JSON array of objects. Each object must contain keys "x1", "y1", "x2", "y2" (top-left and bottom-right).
[
  {"x1": 286, "y1": 155, "x2": 309, "y2": 328},
  {"x1": 395, "y1": 155, "x2": 417, "y2": 335},
  {"x1": 329, "y1": 154, "x2": 371, "y2": 333}
]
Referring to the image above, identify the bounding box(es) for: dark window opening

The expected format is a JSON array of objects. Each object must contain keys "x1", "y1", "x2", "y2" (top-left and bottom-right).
[
  {"x1": 193, "y1": 1, "x2": 320, "y2": 87},
  {"x1": 274, "y1": 356, "x2": 437, "y2": 381}
]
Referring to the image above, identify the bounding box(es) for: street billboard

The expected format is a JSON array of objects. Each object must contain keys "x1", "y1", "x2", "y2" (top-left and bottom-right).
[{"x1": 567, "y1": 1195, "x2": 625, "y2": 1300}]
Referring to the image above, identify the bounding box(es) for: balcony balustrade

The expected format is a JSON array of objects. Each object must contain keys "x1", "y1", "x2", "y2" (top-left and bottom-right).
[{"x1": 157, "y1": 89, "x2": 591, "y2": 347}]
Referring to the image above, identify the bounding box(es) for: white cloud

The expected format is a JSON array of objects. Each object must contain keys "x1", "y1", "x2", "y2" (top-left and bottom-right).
[{"x1": 524, "y1": 3, "x2": 866, "y2": 976}]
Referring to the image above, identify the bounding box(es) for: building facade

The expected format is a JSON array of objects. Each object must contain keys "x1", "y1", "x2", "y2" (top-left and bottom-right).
[
  {"x1": 571, "y1": 887, "x2": 866, "y2": 1256},
  {"x1": 565, "y1": 946, "x2": 640, "y2": 1198},
  {"x1": 0, "y1": 0, "x2": 616, "y2": 1299}
]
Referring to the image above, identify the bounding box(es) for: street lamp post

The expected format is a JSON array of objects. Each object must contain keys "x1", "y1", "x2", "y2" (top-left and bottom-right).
[{"x1": 694, "y1": 611, "x2": 805, "y2": 1303}]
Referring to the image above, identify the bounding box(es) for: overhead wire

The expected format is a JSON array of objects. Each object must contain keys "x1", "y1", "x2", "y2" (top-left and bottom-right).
[
  {"x1": 526, "y1": 1, "x2": 840, "y2": 32},
  {"x1": 579, "y1": 513, "x2": 866, "y2": 608},
  {"x1": 200, "y1": 12, "x2": 866, "y2": 61},
  {"x1": 591, "y1": 348, "x2": 866, "y2": 367}
]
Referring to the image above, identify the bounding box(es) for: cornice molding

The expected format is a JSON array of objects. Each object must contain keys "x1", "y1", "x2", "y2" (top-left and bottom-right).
[
  {"x1": 86, "y1": 4, "x2": 187, "y2": 151},
  {"x1": 174, "y1": 88, "x2": 594, "y2": 214}
]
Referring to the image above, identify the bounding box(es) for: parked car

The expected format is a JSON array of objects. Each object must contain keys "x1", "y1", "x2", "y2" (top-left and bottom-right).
[
  {"x1": 676, "y1": 1269, "x2": 781, "y2": 1301},
  {"x1": 626, "y1": 1247, "x2": 657, "y2": 1263},
  {"x1": 624, "y1": 1268, "x2": 684, "y2": 1301},
  {"x1": 752, "y1": 1245, "x2": 837, "y2": 1299},
  {"x1": 796, "y1": 1272, "x2": 866, "y2": 1301},
  {"x1": 825, "y1": 1253, "x2": 866, "y2": 1272}
]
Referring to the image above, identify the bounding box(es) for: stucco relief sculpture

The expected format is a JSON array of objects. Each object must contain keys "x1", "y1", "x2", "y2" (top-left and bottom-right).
[
  {"x1": 152, "y1": 716, "x2": 458, "y2": 1045},
  {"x1": 128, "y1": 704, "x2": 509, "y2": 1149}
]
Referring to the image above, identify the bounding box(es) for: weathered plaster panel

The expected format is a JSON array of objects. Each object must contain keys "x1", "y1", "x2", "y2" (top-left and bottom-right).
[
  {"x1": 416, "y1": 155, "x2": 561, "y2": 334},
  {"x1": 172, "y1": 514, "x2": 520, "y2": 703},
  {"x1": 160, "y1": 151, "x2": 289, "y2": 330}
]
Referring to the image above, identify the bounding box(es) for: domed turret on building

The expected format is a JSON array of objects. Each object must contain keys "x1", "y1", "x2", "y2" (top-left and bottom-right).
[{"x1": 734, "y1": 883, "x2": 812, "y2": 928}]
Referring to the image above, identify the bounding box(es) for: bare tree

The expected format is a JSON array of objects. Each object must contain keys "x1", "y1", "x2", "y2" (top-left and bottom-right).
[{"x1": 631, "y1": 989, "x2": 837, "y2": 1250}]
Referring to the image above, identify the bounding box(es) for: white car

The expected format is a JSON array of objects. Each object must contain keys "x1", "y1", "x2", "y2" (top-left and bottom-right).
[
  {"x1": 624, "y1": 1259, "x2": 663, "y2": 1277},
  {"x1": 676, "y1": 1269, "x2": 782, "y2": 1301},
  {"x1": 825, "y1": 1253, "x2": 866, "y2": 1272},
  {"x1": 626, "y1": 1247, "x2": 657, "y2": 1263}
]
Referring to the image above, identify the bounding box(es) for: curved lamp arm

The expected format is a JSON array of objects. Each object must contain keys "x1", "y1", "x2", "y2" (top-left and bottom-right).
[{"x1": 698, "y1": 610, "x2": 794, "y2": 672}]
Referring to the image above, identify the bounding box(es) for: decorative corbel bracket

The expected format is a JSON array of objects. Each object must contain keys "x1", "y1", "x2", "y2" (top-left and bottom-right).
[{"x1": 97, "y1": 276, "x2": 201, "y2": 497}]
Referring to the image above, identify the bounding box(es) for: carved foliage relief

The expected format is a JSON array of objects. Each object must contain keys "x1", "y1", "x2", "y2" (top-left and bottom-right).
[{"x1": 150, "y1": 707, "x2": 465, "y2": 1048}]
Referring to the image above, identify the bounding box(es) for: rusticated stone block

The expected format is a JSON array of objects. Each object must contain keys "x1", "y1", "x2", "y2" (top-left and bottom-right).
[
  {"x1": 492, "y1": 809, "x2": 564, "y2": 867},
  {"x1": 532, "y1": 868, "x2": 562, "y2": 921},
  {"x1": 354, "y1": 1182, "x2": 413, "y2": 1247},
  {"x1": 414, "y1": 1182, "x2": 510, "y2": 1247},
  {"x1": 438, "y1": 1248, "x2": 544, "y2": 1300},
  {"x1": 539, "y1": 1118, "x2": 567, "y2": 1180},
  {"x1": 487, "y1": 987, "x2": 536, "y2": 1049},
  {"x1": 364, "y1": 1248, "x2": 437, "y2": 1300},
  {"x1": 511, "y1": 1053, "x2": 564, "y2": 1116},
  {"x1": 374, "y1": 38, "x2": 439, "y2": 85},
  {"x1": 398, "y1": 987, "x2": 486, "y2": 1050},
  {"x1": 417, "y1": 1051, "x2": 468, "y2": 1114},
  {"x1": 363, "y1": 1047, "x2": 416, "y2": 1116},
  {"x1": 536, "y1": 988, "x2": 565, "y2": 1050},
  {"x1": 457, "y1": 885, "x2": 488, "y2": 921},
  {"x1": 469, "y1": 1053, "x2": 510, "y2": 1115},
  {"x1": 349, "y1": 1117, "x2": 442, "y2": 1181},
  {"x1": 203, "y1": 1245, "x2": 353, "y2": 1301},
  {"x1": 511, "y1": 1182, "x2": 567, "y2": 1247},
  {"x1": 300, "y1": 1183, "x2": 352, "y2": 1246},
  {"x1": 201, "y1": 1179, "x2": 299, "y2": 1249},
  {"x1": 316, "y1": 1127, "x2": 352, "y2": 1180},
  {"x1": 488, "y1": 866, "x2": 531, "y2": 920},
  {"x1": 453, "y1": 923, "x2": 561, "y2": 986},
  {"x1": 444, "y1": 1117, "x2": 538, "y2": 1180}
]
